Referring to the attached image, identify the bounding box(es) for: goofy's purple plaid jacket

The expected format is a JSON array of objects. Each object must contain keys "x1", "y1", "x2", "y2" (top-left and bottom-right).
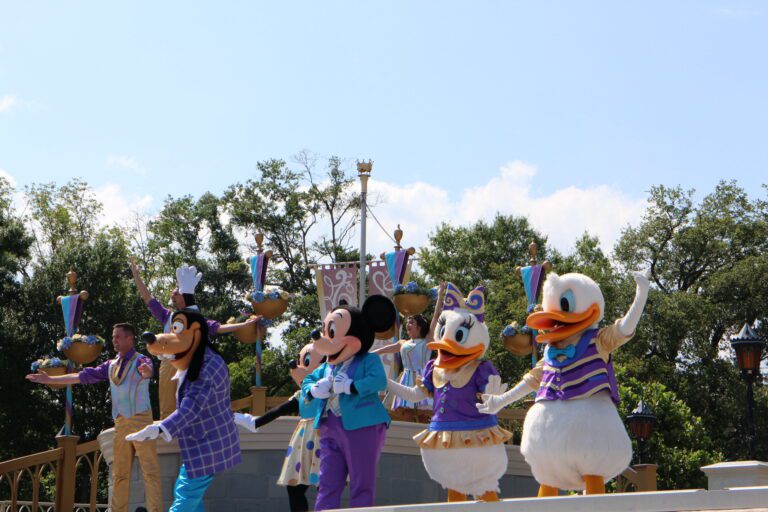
[{"x1": 160, "y1": 348, "x2": 241, "y2": 478}]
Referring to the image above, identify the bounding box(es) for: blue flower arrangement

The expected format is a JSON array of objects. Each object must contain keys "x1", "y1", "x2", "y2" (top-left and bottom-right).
[
  {"x1": 31, "y1": 357, "x2": 68, "y2": 371},
  {"x1": 58, "y1": 337, "x2": 73, "y2": 352},
  {"x1": 57, "y1": 333, "x2": 104, "y2": 353},
  {"x1": 501, "y1": 323, "x2": 533, "y2": 338},
  {"x1": 251, "y1": 289, "x2": 289, "y2": 303},
  {"x1": 393, "y1": 281, "x2": 433, "y2": 297}
]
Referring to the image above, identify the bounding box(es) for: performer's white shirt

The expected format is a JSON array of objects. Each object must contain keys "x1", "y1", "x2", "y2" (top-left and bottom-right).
[{"x1": 172, "y1": 368, "x2": 188, "y2": 405}]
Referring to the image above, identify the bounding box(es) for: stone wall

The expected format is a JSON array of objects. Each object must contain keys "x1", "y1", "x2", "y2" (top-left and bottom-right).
[{"x1": 99, "y1": 418, "x2": 536, "y2": 511}]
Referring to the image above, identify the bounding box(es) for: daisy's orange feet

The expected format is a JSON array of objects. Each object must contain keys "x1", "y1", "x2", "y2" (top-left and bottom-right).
[
  {"x1": 477, "y1": 491, "x2": 499, "y2": 502},
  {"x1": 537, "y1": 484, "x2": 558, "y2": 497}
]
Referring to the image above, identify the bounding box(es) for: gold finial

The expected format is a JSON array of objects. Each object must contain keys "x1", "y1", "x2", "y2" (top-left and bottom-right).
[
  {"x1": 57, "y1": 267, "x2": 89, "y2": 304},
  {"x1": 394, "y1": 225, "x2": 403, "y2": 251},
  {"x1": 67, "y1": 267, "x2": 77, "y2": 294},
  {"x1": 248, "y1": 233, "x2": 273, "y2": 264},
  {"x1": 516, "y1": 241, "x2": 553, "y2": 275},
  {"x1": 528, "y1": 241, "x2": 538, "y2": 265},
  {"x1": 357, "y1": 160, "x2": 373, "y2": 176},
  {"x1": 380, "y1": 224, "x2": 416, "y2": 259}
]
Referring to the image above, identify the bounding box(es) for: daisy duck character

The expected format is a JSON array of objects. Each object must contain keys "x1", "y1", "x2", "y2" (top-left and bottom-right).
[
  {"x1": 477, "y1": 270, "x2": 651, "y2": 496},
  {"x1": 234, "y1": 334, "x2": 326, "y2": 512},
  {"x1": 387, "y1": 284, "x2": 513, "y2": 502},
  {"x1": 128, "y1": 310, "x2": 241, "y2": 512},
  {"x1": 302, "y1": 295, "x2": 397, "y2": 511}
]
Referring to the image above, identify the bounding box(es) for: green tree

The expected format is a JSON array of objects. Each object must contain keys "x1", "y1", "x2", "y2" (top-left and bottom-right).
[
  {"x1": 0, "y1": 177, "x2": 37, "y2": 459},
  {"x1": 420, "y1": 214, "x2": 552, "y2": 387},
  {"x1": 617, "y1": 372, "x2": 722, "y2": 490},
  {"x1": 614, "y1": 181, "x2": 768, "y2": 460}
]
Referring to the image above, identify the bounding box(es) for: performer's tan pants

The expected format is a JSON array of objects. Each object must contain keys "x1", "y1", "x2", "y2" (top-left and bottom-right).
[
  {"x1": 113, "y1": 410, "x2": 163, "y2": 512},
  {"x1": 159, "y1": 359, "x2": 177, "y2": 419}
]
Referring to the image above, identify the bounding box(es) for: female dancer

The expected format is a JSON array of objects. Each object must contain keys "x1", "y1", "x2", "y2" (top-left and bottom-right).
[{"x1": 372, "y1": 281, "x2": 445, "y2": 421}]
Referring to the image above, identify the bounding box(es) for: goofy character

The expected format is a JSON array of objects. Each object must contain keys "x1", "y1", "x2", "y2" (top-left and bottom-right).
[
  {"x1": 302, "y1": 295, "x2": 397, "y2": 511},
  {"x1": 128, "y1": 310, "x2": 241, "y2": 512}
]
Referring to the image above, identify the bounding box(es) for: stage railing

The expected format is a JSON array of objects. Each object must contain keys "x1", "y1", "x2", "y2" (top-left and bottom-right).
[
  {"x1": 0, "y1": 434, "x2": 107, "y2": 512},
  {"x1": 1, "y1": 386, "x2": 654, "y2": 511}
]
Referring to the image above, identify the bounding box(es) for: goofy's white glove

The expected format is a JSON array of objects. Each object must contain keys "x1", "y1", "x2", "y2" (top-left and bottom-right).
[
  {"x1": 476, "y1": 377, "x2": 534, "y2": 415},
  {"x1": 176, "y1": 264, "x2": 203, "y2": 295},
  {"x1": 234, "y1": 412, "x2": 259, "y2": 433},
  {"x1": 387, "y1": 378, "x2": 429, "y2": 404},
  {"x1": 333, "y1": 373, "x2": 354, "y2": 395},
  {"x1": 617, "y1": 269, "x2": 651, "y2": 337},
  {"x1": 310, "y1": 376, "x2": 333, "y2": 399},
  {"x1": 126, "y1": 424, "x2": 172, "y2": 443}
]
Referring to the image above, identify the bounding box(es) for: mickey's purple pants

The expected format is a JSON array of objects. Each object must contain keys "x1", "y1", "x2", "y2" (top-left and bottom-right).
[{"x1": 314, "y1": 412, "x2": 387, "y2": 511}]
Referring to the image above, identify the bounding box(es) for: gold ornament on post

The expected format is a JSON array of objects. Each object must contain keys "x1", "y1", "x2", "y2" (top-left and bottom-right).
[
  {"x1": 384, "y1": 225, "x2": 427, "y2": 321},
  {"x1": 503, "y1": 241, "x2": 553, "y2": 357},
  {"x1": 56, "y1": 269, "x2": 103, "y2": 365}
]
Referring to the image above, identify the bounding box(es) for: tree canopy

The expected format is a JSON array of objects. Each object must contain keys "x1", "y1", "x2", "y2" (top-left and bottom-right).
[{"x1": 1, "y1": 166, "x2": 765, "y2": 491}]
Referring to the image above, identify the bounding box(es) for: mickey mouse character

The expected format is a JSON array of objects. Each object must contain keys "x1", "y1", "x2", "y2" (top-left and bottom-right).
[
  {"x1": 301, "y1": 295, "x2": 397, "y2": 511},
  {"x1": 234, "y1": 332, "x2": 326, "y2": 512},
  {"x1": 128, "y1": 310, "x2": 240, "y2": 512}
]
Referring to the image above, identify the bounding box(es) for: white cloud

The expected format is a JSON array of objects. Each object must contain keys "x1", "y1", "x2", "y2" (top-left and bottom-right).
[
  {"x1": 106, "y1": 154, "x2": 147, "y2": 175},
  {"x1": 0, "y1": 95, "x2": 17, "y2": 113},
  {"x1": 0, "y1": 168, "x2": 28, "y2": 215},
  {"x1": 0, "y1": 168, "x2": 16, "y2": 187},
  {"x1": 94, "y1": 183, "x2": 154, "y2": 227},
  {"x1": 361, "y1": 161, "x2": 645, "y2": 256}
]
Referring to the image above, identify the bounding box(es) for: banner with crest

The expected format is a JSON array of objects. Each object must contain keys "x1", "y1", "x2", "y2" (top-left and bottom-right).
[{"x1": 315, "y1": 264, "x2": 358, "y2": 319}]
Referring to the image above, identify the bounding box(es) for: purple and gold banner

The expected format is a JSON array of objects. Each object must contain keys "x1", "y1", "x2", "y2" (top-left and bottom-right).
[
  {"x1": 315, "y1": 265, "x2": 358, "y2": 320},
  {"x1": 368, "y1": 261, "x2": 394, "y2": 298},
  {"x1": 60, "y1": 294, "x2": 84, "y2": 337}
]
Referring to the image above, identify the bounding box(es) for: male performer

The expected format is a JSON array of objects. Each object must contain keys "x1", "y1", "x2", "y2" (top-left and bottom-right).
[
  {"x1": 130, "y1": 258, "x2": 259, "y2": 418},
  {"x1": 27, "y1": 323, "x2": 162, "y2": 512}
]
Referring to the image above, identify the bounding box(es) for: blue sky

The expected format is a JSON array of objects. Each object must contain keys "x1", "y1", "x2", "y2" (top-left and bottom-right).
[{"x1": 1, "y1": 1, "x2": 766, "y2": 252}]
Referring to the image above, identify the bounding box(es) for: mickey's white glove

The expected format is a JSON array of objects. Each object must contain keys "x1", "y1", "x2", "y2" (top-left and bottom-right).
[
  {"x1": 126, "y1": 424, "x2": 172, "y2": 443},
  {"x1": 234, "y1": 412, "x2": 259, "y2": 433},
  {"x1": 333, "y1": 373, "x2": 353, "y2": 395},
  {"x1": 176, "y1": 264, "x2": 203, "y2": 295},
  {"x1": 387, "y1": 379, "x2": 429, "y2": 403},
  {"x1": 476, "y1": 379, "x2": 534, "y2": 415},
  {"x1": 310, "y1": 377, "x2": 333, "y2": 399}
]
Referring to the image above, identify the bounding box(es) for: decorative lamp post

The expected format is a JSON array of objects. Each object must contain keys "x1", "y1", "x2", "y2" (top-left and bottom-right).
[
  {"x1": 627, "y1": 400, "x2": 656, "y2": 464},
  {"x1": 55, "y1": 268, "x2": 89, "y2": 435},
  {"x1": 730, "y1": 322, "x2": 765, "y2": 460},
  {"x1": 357, "y1": 160, "x2": 372, "y2": 304}
]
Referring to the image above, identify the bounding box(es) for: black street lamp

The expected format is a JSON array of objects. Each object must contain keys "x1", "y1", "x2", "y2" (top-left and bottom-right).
[
  {"x1": 627, "y1": 400, "x2": 656, "y2": 464},
  {"x1": 730, "y1": 323, "x2": 765, "y2": 460}
]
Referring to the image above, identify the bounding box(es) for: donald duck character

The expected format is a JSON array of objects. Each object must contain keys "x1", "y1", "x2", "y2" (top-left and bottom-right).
[
  {"x1": 477, "y1": 270, "x2": 651, "y2": 496},
  {"x1": 127, "y1": 310, "x2": 241, "y2": 512},
  {"x1": 301, "y1": 295, "x2": 397, "y2": 511},
  {"x1": 387, "y1": 284, "x2": 513, "y2": 502}
]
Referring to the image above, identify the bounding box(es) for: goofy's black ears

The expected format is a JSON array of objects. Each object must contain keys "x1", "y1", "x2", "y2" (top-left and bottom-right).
[{"x1": 362, "y1": 295, "x2": 397, "y2": 334}]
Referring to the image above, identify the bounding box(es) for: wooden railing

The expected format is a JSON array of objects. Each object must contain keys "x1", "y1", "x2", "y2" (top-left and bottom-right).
[
  {"x1": 1, "y1": 387, "x2": 536, "y2": 511},
  {"x1": 0, "y1": 435, "x2": 107, "y2": 512},
  {"x1": 616, "y1": 464, "x2": 658, "y2": 492}
]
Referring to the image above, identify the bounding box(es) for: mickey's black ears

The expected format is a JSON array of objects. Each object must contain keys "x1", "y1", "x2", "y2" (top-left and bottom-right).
[{"x1": 361, "y1": 295, "x2": 397, "y2": 333}]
